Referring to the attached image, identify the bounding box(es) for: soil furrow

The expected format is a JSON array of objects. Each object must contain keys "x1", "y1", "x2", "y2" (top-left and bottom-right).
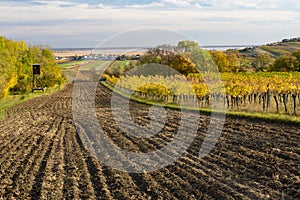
[{"x1": 1, "y1": 83, "x2": 299, "y2": 199}]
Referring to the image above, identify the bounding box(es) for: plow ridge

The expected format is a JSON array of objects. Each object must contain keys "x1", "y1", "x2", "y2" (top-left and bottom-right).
[{"x1": 0, "y1": 83, "x2": 299, "y2": 199}]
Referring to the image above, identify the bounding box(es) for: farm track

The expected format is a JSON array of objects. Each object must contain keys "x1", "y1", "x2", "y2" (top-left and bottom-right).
[{"x1": 0, "y1": 83, "x2": 299, "y2": 199}]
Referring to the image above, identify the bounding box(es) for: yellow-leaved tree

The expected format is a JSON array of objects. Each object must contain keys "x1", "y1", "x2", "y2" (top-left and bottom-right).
[{"x1": 0, "y1": 36, "x2": 66, "y2": 98}]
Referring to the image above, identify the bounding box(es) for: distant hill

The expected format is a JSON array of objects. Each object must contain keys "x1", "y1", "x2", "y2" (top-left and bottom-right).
[{"x1": 239, "y1": 37, "x2": 300, "y2": 60}]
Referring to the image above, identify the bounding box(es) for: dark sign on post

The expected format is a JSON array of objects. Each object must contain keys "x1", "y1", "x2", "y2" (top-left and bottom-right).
[{"x1": 32, "y1": 64, "x2": 41, "y2": 75}]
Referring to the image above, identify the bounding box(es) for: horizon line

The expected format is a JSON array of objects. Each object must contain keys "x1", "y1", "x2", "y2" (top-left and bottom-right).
[{"x1": 51, "y1": 45, "x2": 257, "y2": 50}]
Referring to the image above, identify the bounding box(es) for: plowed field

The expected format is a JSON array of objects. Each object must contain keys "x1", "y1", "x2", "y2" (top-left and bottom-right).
[{"x1": 1, "y1": 83, "x2": 299, "y2": 199}]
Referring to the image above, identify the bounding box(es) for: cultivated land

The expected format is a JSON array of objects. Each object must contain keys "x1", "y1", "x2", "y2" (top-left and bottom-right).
[
  {"x1": 1, "y1": 81, "x2": 299, "y2": 199},
  {"x1": 240, "y1": 41, "x2": 300, "y2": 60}
]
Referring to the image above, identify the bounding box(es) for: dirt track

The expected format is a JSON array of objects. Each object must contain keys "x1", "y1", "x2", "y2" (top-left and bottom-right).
[{"x1": 0, "y1": 83, "x2": 299, "y2": 199}]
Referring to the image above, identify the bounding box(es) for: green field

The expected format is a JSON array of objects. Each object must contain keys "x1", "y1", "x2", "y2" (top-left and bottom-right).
[
  {"x1": 58, "y1": 60, "x2": 88, "y2": 68},
  {"x1": 78, "y1": 60, "x2": 109, "y2": 71}
]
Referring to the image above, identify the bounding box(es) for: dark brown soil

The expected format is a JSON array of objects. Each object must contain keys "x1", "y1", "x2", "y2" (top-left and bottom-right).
[{"x1": 0, "y1": 83, "x2": 299, "y2": 199}]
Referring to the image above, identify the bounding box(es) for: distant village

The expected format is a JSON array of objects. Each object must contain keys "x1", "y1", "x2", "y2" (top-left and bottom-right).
[
  {"x1": 55, "y1": 53, "x2": 141, "y2": 61},
  {"x1": 53, "y1": 48, "x2": 145, "y2": 62}
]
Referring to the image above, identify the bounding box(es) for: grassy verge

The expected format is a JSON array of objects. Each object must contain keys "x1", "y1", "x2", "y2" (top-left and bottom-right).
[
  {"x1": 0, "y1": 85, "x2": 65, "y2": 120},
  {"x1": 101, "y1": 81, "x2": 300, "y2": 124}
]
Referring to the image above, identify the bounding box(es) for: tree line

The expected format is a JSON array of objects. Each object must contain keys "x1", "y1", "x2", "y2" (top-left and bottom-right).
[
  {"x1": 0, "y1": 36, "x2": 66, "y2": 98},
  {"x1": 138, "y1": 40, "x2": 300, "y2": 74}
]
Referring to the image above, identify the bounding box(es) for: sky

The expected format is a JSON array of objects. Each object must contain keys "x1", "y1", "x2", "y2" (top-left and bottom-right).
[{"x1": 1, "y1": 0, "x2": 300, "y2": 48}]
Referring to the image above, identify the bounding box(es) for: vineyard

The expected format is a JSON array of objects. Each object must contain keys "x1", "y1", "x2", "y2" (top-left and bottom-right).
[{"x1": 103, "y1": 72, "x2": 300, "y2": 115}]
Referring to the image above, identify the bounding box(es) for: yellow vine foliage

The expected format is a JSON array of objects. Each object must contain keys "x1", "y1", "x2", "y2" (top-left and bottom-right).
[{"x1": 105, "y1": 72, "x2": 300, "y2": 98}]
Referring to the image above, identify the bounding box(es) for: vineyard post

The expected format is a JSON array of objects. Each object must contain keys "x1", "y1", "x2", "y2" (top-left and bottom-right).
[
  {"x1": 262, "y1": 94, "x2": 266, "y2": 111},
  {"x1": 292, "y1": 94, "x2": 297, "y2": 115},
  {"x1": 274, "y1": 95, "x2": 279, "y2": 113},
  {"x1": 283, "y1": 94, "x2": 288, "y2": 113},
  {"x1": 266, "y1": 84, "x2": 271, "y2": 112}
]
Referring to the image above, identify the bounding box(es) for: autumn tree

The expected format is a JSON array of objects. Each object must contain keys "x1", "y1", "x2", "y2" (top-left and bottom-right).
[
  {"x1": 140, "y1": 43, "x2": 197, "y2": 75},
  {"x1": 210, "y1": 50, "x2": 230, "y2": 72},
  {"x1": 140, "y1": 45, "x2": 175, "y2": 66},
  {"x1": 226, "y1": 50, "x2": 241, "y2": 72},
  {"x1": 170, "y1": 54, "x2": 196, "y2": 76},
  {"x1": 0, "y1": 36, "x2": 65, "y2": 97},
  {"x1": 0, "y1": 37, "x2": 25, "y2": 97}
]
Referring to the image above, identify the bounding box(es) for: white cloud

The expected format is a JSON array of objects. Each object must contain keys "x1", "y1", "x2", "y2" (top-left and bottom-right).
[
  {"x1": 125, "y1": 2, "x2": 164, "y2": 8},
  {"x1": 31, "y1": 0, "x2": 76, "y2": 5},
  {"x1": 95, "y1": 3, "x2": 113, "y2": 9},
  {"x1": 160, "y1": 0, "x2": 193, "y2": 7},
  {"x1": 126, "y1": 0, "x2": 300, "y2": 10},
  {"x1": 0, "y1": 0, "x2": 299, "y2": 47},
  {"x1": 1, "y1": 1, "x2": 298, "y2": 23}
]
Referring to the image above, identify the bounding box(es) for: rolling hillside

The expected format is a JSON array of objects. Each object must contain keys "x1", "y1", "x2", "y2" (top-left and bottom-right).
[{"x1": 239, "y1": 37, "x2": 300, "y2": 59}]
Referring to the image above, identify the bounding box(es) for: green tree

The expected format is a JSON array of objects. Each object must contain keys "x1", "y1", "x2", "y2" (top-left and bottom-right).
[
  {"x1": 177, "y1": 40, "x2": 199, "y2": 53},
  {"x1": 291, "y1": 51, "x2": 300, "y2": 71},
  {"x1": 271, "y1": 55, "x2": 298, "y2": 72},
  {"x1": 177, "y1": 40, "x2": 215, "y2": 72}
]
